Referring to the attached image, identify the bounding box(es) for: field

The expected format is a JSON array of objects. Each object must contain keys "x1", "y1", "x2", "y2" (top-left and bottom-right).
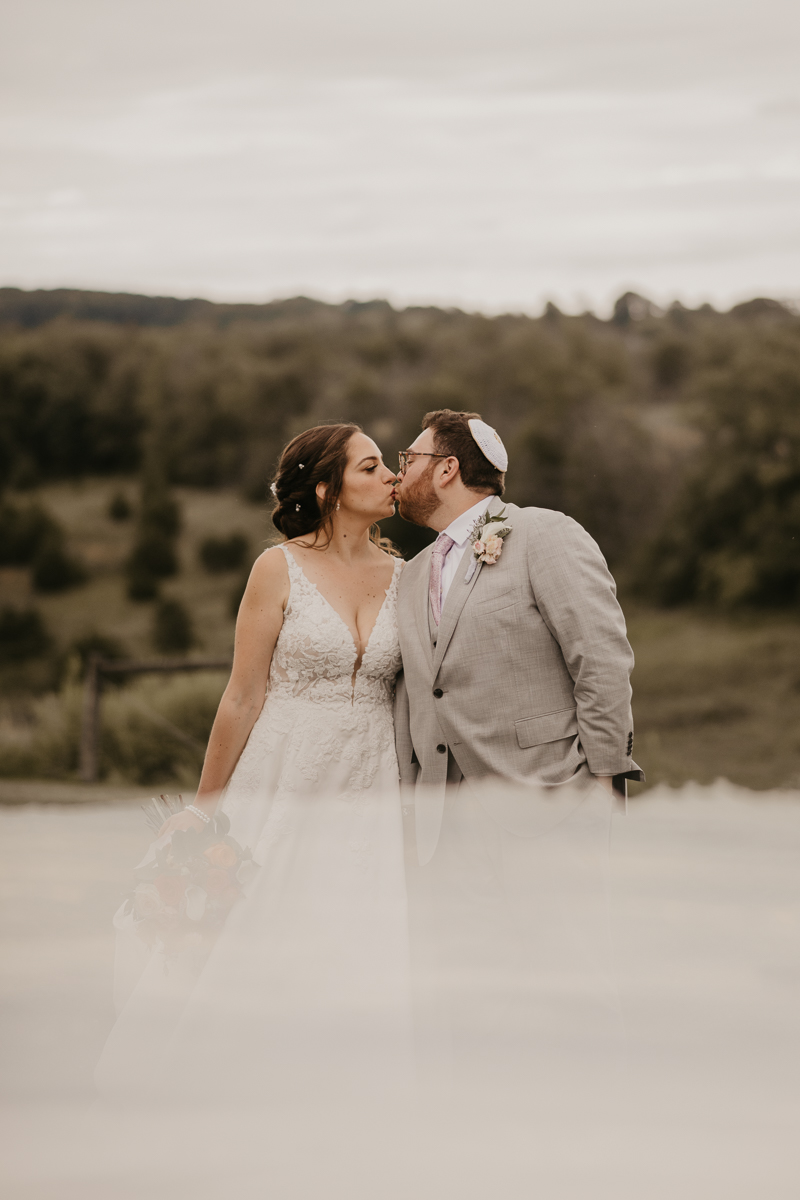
[
  {"x1": 0, "y1": 479, "x2": 269, "y2": 783},
  {"x1": 625, "y1": 605, "x2": 800, "y2": 794},
  {"x1": 2, "y1": 479, "x2": 800, "y2": 792},
  {"x1": 0, "y1": 478, "x2": 274, "y2": 662}
]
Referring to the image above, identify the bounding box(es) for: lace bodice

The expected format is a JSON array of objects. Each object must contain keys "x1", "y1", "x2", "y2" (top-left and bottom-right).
[
  {"x1": 221, "y1": 544, "x2": 403, "y2": 836},
  {"x1": 268, "y1": 545, "x2": 403, "y2": 711}
]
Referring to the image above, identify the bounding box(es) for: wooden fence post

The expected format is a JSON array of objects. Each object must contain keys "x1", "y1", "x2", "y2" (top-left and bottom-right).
[
  {"x1": 76, "y1": 655, "x2": 232, "y2": 786},
  {"x1": 79, "y1": 653, "x2": 103, "y2": 783}
]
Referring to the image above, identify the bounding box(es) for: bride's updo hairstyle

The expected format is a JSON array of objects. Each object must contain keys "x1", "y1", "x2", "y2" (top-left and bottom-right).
[{"x1": 271, "y1": 423, "x2": 362, "y2": 542}]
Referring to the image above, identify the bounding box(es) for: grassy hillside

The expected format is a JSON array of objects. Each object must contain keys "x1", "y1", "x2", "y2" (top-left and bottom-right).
[
  {"x1": 626, "y1": 605, "x2": 800, "y2": 793},
  {"x1": 0, "y1": 479, "x2": 273, "y2": 664},
  {"x1": 0, "y1": 480, "x2": 271, "y2": 782}
]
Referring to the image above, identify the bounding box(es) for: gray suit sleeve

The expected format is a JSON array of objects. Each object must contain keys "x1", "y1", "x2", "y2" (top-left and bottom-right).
[{"x1": 526, "y1": 511, "x2": 637, "y2": 777}]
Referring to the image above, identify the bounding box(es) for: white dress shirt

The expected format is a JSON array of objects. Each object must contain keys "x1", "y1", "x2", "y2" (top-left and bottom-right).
[{"x1": 438, "y1": 495, "x2": 493, "y2": 607}]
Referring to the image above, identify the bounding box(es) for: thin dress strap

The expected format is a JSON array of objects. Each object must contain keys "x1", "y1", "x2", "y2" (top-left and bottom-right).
[{"x1": 279, "y1": 543, "x2": 306, "y2": 582}]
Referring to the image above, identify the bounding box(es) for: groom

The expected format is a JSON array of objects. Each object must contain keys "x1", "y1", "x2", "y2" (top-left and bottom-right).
[{"x1": 394, "y1": 408, "x2": 643, "y2": 866}]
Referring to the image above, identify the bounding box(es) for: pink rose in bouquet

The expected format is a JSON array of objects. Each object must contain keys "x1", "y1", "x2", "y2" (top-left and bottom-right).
[{"x1": 204, "y1": 842, "x2": 238, "y2": 869}]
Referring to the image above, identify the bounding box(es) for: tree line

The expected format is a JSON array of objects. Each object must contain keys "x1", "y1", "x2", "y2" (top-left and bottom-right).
[{"x1": 1, "y1": 287, "x2": 799, "y2": 607}]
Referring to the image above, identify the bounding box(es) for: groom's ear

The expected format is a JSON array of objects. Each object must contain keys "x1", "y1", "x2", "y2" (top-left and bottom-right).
[{"x1": 438, "y1": 456, "x2": 460, "y2": 486}]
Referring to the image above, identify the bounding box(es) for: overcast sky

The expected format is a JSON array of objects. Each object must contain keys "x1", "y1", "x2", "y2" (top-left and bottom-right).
[{"x1": 1, "y1": 0, "x2": 799, "y2": 314}]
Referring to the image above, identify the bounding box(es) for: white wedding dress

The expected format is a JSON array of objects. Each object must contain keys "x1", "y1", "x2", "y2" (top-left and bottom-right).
[{"x1": 97, "y1": 545, "x2": 411, "y2": 1102}]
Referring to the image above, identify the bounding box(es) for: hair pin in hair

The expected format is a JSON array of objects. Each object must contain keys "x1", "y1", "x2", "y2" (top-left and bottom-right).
[
  {"x1": 270, "y1": 482, "x2": 278, "y2": 497},
  {"x1": 295, "y1": 503, "x2": 301, "y2": 511},
  {"x1": 298, "y1": 463, "x2": 304, "y2": 469}
]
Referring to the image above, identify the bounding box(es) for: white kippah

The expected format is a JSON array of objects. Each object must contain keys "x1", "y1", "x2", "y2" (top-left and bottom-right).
[{"x1": 467, "y1": 418, "x2": 508, "y2": 472}]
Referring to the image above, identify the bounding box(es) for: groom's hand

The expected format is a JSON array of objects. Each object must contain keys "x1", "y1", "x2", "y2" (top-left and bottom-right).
[{"x1": 594, "y1": 775, "x2": 614, "y2": 795}]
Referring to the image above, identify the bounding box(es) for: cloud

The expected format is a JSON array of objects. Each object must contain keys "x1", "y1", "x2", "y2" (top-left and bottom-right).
[{"x1": 1, "y1": 4, "x2": 799, "y2": 313}]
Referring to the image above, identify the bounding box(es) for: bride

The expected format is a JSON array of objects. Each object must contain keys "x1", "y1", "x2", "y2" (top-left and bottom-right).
[{"x1": 96, "y1": 422, "x2": 411, "y2": 1101}]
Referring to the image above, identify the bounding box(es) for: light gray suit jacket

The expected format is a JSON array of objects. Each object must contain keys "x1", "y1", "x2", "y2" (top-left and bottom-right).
[{"x1": 395, "y1": 495, "x2": 643, "y2": 864}]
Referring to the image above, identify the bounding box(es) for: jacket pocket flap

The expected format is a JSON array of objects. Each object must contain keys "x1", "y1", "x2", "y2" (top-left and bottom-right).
[{"x1": 515, "y1": 707, "x2": 578, "y2": 749}]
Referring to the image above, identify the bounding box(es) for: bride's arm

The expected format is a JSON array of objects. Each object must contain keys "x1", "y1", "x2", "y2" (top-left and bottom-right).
[{"x1": 159, "y1": 548, "x2": 289, "y2": 835}]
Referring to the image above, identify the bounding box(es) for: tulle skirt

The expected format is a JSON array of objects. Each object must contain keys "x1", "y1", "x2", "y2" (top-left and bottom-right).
[{"x1": 96, "y1": 693, "x2": 411, "y2": 1102}]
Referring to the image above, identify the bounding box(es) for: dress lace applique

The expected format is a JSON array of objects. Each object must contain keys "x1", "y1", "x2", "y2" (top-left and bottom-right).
[{"x1": 222, "y1": 545, "x2": 403, "y2": 851}]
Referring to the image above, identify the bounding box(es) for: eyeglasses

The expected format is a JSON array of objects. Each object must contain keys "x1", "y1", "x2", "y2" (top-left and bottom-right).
[{"x1": 397, "y1": 450, "x2": 451, "y2": 474}]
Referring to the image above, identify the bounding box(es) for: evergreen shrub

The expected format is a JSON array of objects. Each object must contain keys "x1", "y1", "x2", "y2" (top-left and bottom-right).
[
  {"x1": 199, "y1": 532, "x2": 249, "y2": 573},
  {"x1": 126, "y1": 570, "x2": 159, "y2": 601},
  {"x1": 126, "y1": 529, "x2": 177, "y2": 598},
  {"x1": 108, "y1": 491, "x2": 132, "y2": 521},
  {"x1": 141, "y1": 493, "x2": 181, "y2": 538},
  {"x1": 229, "y1": 570, "x2": 249, "y2": 618},
  {"x1": 153, "y1": 598, "x2": 195, "y2": 653},
  {"x1": 0, "y1": 606, "x2": 51, "y2": 663},
  {"x1": 128, "y1": 531, "x2": 178, "y2": 579},
  {"x1": 31, "y1": 541, "x2": 88, "y2": 592},
  {"x1": 0, "y1": 502, "x2": 61, "y2": 565}
]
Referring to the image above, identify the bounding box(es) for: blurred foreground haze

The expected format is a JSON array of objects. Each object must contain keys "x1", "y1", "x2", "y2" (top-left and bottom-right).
[{"x1": 1, "y1": 780, "x2": 798, "y2": 1197}]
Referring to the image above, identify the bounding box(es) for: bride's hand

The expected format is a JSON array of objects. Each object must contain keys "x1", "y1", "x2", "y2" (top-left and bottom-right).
[{"x1": 158, "y1": 808, "x2": 210, "y2": 838}]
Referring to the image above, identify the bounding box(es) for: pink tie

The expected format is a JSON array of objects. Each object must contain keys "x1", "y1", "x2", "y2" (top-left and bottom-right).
[{"x1": 429, "y1": 533, "x2": 455, "y2": 626}]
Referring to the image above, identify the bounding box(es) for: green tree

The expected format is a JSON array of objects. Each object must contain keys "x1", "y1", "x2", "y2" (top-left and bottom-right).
[
  {"x1": 152, "y1": 598, "x2": 195, "y2": 653},
  {"x1": 125, "y1": 447, "x2": 182, "y2": 600},
  {"x1": 198, "y1": 532, "x2": 250, "y2": 573},
  {"x1": 32, "y1": 539, "x2": 88, "y2": 592},
  {"x1": 0, "y1": 606, "x2": 50, "y2": 663},
  {"x1": 639, "y1": 326, "x2": 800, "y2": 606}
]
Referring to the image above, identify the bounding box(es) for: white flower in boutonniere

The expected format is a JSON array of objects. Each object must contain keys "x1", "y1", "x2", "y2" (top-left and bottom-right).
[{"x1": 464, "y1": 508, "x2": 512, "y2": 581}]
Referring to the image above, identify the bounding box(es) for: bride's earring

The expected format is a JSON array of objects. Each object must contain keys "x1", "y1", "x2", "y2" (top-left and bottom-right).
[{"x1": 336, "y1": 502, "x2": 340, "y2": 511}]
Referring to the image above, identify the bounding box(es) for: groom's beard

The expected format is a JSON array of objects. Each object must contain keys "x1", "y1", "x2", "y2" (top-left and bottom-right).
[{"x1": 397, "y1": 463, "x2": 439, "y2": 527}]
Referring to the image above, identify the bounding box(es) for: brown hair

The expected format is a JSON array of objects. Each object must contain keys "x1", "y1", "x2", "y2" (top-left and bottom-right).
[
  {"x1": 271, "y1": 424, "x2": 361, "y2": 542},
  {"x1": 421, "y1": 409, "x2": 505, "y2": 495}
]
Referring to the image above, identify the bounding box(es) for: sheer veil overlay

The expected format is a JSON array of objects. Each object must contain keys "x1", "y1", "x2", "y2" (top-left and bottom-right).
[{"x1": 96, "y1": 545, "x2": 412, "y2": 1102}]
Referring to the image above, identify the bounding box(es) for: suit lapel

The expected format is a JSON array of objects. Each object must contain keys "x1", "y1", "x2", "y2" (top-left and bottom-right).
[{"x1": 431, "y1": 495, "x2": 505, "y2": 677}]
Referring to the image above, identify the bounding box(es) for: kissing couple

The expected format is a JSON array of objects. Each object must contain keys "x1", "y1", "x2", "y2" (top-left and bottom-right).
[{"x1": 97, "y1": 408, "x2": 642, "y2": 1101}]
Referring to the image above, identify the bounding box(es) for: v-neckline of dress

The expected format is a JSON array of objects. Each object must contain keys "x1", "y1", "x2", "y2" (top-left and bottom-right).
[{"x1": 283, "y1": 546, "x2": 399, "y2": 678}]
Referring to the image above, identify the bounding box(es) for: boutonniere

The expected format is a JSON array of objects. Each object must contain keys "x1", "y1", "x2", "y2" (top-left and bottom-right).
[{"x1": 464, "y1": 508, "x2": 512, "y2": 582}]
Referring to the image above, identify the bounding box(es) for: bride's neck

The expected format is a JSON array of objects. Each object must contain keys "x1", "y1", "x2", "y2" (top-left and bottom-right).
[{"x1": 305, "y1": 517, "x2": 375, "y2": 562}]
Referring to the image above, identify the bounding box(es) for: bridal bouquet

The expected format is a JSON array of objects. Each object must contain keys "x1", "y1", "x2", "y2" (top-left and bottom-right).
[{"x1": 123, "y1": 795, "x2": 258, "y2": 961}]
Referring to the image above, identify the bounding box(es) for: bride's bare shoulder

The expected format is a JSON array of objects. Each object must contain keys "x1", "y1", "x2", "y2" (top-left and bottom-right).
[
  {"x1": 245, "y1": 545, "x2": 290, "y2": 598},
  {"x1": 252, "y1": 543, "x2": 289, "y2": 569}
]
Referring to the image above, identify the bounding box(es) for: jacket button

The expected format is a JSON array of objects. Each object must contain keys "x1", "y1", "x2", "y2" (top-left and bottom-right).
[
  {"x1": 433, "y1": 688, "x2": 443, "y2": 698},
  {"x1": 436, "y1": 743, "x2": 446, "y2": 754}
]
